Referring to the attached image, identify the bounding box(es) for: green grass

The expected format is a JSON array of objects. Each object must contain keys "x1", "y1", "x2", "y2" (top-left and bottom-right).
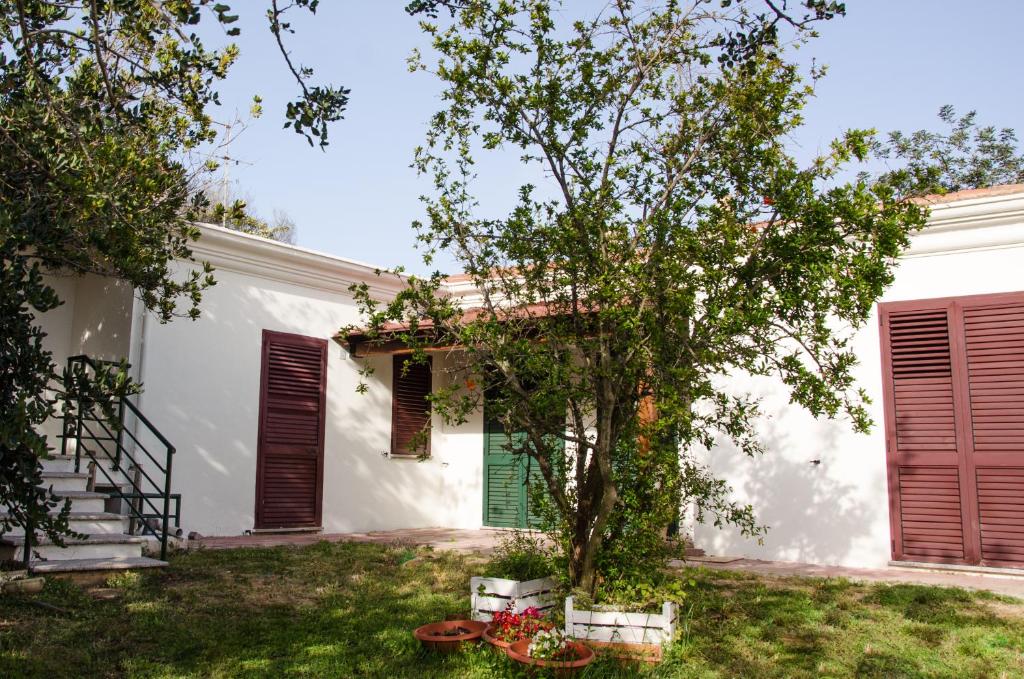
[{"x1": 0, "y1": 541, "x2": 1022, "y2": 678}]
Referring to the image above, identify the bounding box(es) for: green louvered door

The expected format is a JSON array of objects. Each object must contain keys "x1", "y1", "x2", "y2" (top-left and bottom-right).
[{"x1": 482, "y1": 415, "x2": 559, "y2": 529}]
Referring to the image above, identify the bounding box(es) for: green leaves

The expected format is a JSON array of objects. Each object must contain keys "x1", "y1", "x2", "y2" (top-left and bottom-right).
[
  {"x1": 213, "y1": 3, "x2": 240, "y2": 34},
  {"x1": 266, "y1": 0, "x2": 349, "y2": 148}
]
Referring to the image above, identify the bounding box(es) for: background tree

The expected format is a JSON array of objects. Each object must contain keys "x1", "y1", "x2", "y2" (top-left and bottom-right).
[
  {"x1": 193, "y1": 190, "x2": 298, "y2": 244},
  {"x1": 0, "y1": 0, "x2": 344, "y2": 547},
  {"x1": 351, "y1": 0, "x2": 926, "y2": 594},
  {"x1": 872, "y1": 105, "x2": 1024, "y2": 195}
]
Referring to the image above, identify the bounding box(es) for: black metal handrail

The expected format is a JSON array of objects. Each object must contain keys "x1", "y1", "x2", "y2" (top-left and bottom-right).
[{"x1": 60, "y1": 355, "x2": 178, "y2": 560}]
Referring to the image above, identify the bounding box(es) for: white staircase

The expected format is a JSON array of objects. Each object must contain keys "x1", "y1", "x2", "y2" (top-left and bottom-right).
[{"x1": 0, "y1": 455, "x2": 168, "y2": 574}]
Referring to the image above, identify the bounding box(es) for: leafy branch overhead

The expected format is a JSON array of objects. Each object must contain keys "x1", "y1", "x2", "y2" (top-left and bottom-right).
[{"x1": 267, "y1": 0, "x2": 350, "y2": 148}]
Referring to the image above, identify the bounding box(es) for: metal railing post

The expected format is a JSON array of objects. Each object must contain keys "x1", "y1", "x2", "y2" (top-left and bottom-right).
[
  {"x1": 114, "y1": 398, "x2": 125, "y2": 471},
  {"x1": 22, "y1": 513, "x2": 33, "y2": 572},
  {"x1": 161, "y1": 447, "x2": 175, "y2": 561},
  {"x1": 73, "y1": 397, "x2": 84, "y2": 474}
]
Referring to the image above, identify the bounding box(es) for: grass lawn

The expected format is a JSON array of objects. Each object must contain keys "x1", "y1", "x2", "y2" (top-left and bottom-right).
[{"x1": 1, "y1": 541, "x2": 1022, "y2": 678}]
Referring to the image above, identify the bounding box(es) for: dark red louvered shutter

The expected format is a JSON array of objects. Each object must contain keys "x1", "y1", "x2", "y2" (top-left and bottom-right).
[
  {"x1": 392, "y1": 355, "x2": 432, "y2": 457},
  {"x1": 255, "y1": 331, "x2": 327, "y2": 529},
  {"x1": 881, "y1": 306, "x2": 969, "y2": 563},
  {"x1": 882, "y1": 292, "x2": 1024, "y2": 568},
  {"x1": 962, "y1": 301, "x2": 1024, "y2": 566}
]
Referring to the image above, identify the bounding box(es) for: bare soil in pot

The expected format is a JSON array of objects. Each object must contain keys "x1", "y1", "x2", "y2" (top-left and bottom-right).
[{"x1": 412, "y1": 620, "x2": 487, "y2": 653}]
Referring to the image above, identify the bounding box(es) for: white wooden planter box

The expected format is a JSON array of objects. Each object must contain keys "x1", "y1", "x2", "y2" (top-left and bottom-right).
[
  {"x1": 564, "y1": 596, "x2": 677, "y2": 649},
  {"x1": 469, "y1": 576, "x2": 558, "y2": 622}
]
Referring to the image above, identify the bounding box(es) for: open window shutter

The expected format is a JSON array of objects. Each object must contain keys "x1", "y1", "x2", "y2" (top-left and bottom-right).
[
  {"x1": 884, "y1": 308, "x2": 967, "y2": 562},
  {"x1": 392, "y1": 355, "x2": 432, "y2": 456},
  {"x1": 962, "y1": 302, "x2": 1024, "y2": 565}
]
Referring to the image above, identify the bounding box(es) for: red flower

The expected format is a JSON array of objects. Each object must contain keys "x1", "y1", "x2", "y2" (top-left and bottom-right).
[{"x1": 490, "y1": 601, "x2": 552, "y2": 642}]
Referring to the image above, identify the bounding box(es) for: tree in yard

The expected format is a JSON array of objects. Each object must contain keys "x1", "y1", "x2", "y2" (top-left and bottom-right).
[
  {"x1": 872, "y1": 105, "x2": 1024, "y2": 195},
  {"x1": 0, "y1": 0, "x2": 345, "y2": 546},
  {"x1": 350, "y1": 0, "x2": 927, "y2": 593}
]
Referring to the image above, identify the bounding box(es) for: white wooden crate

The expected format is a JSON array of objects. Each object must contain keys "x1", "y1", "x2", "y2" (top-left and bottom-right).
[
  {"x1": 470, "y1": 575, "x2": 557, "y2": 622},
  {"x1": 564, "y1": 596, "x2": 677, "y2": 645}
]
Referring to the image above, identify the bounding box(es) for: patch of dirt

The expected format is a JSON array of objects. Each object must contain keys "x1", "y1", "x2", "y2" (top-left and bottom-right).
[{"x1": 985, "y1": 600, "x2": 1024, "y2": 620}]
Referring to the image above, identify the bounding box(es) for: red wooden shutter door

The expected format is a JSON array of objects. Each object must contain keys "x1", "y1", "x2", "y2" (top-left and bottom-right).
[
  {"x1": 962, "y1": 300, "x2": 1024, "y2": 566},
  {"x1": 255, "y1": 331, "x2": 327, "y2": 528},
  {"x1": 882, "y1": 292, "x2": 1024, "y2": 568},
  {"x1": 392, "y1": 355, "x2": 432, "y2": 456},
  {"x1": 882, "y1": 306, "x2": 970, "y2": 563}
]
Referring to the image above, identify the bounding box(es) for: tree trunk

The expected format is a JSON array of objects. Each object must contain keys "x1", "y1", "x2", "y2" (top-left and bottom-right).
[{"x1": 567, "y1": 450, "x2": 618, "y2": 593}]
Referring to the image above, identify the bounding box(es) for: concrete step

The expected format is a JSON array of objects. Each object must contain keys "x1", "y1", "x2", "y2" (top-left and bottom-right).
[
  {"x1": 2, "y1": 490, "x2": 111, "y2": 516},
  {"x1": 30, "y1": 556, "x2": 168, "y2": 575},
  {"x1": 50, "y1": 490, "x2": 111, "y2": 514},
  {"x1": 40, "y1": 456, "x2": 77, "y2": 474},
  {"x1": 39, "y1": 471, "x2": 90, "y2": 493},
  {"x1": 41, "y1": 455, "x2": 123, "y2": 475},
  {"x1": 0, "y1": 533, "x2": 145, "y2": 561},
  {"x1": 1, "y1": 512, "x2": 127, "y2": 536}
]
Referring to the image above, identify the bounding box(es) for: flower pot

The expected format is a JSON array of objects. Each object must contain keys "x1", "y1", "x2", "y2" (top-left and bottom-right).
[
  {"x1": 482, "y1": 624, "x2": 515, "y2": 653},
  {"x1": 413, "y1": 620, "x2": 487, "y2": 653},
  {"x1": 507, "y1": 639, "x2": 595, "y2": 674}
]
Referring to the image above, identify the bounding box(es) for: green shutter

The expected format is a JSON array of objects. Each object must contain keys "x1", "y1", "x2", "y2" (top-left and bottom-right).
[
  {"x1": 482, "y1": 413, "x2": 563, "y2": 529},
  {"x1": 485, "y1": 460, "x2": 521, "y2": 528}
]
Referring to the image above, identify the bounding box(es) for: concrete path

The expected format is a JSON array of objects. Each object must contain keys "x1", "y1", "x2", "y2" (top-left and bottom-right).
[
  {"x1": 191, "y1": 527, "x2": 505, "y2": 554},
  {"x1": 676, "y1": 556, "x2": 1024, "y2": 599}
]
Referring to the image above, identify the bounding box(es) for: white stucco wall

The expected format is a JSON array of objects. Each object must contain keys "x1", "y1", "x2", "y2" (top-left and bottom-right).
[
  {"x1": 36, "y1": 272, "x2": 133, "y2": 446},
  {"x1": 69, "y1": 274, "x2": 134, "y2": 362},
  {"x1": 37, "y1": 272, "x2": 133, "y2": 366},
  {"x1": 694, "y1": 189, "x2": 1024, "y2": 568},
  {"x1": 38, "y1": 273, "x2": 78, "y2": 365},
  {"x1": 37, "y1": 273, "x2": 79, "y2": 447},
  {"x1": 134, "y1": 226, "x2": 486, "y2": 536}
]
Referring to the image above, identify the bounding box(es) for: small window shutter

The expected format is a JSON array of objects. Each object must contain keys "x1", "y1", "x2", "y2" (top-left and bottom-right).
[{"x1": 392, "y1": 355, "x2": 432, "y2": 456}]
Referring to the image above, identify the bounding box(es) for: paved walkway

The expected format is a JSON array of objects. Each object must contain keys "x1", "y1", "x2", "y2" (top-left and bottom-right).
[
  {"x1": 191, "y1": 527, "x2": 505, "y2": 554},
  {"x1": 190, "y1": 528, "x2": 1024, "y2": 598},
  {"x1": 677, "y1": 556, "x2": 1024, "y2": 599}
]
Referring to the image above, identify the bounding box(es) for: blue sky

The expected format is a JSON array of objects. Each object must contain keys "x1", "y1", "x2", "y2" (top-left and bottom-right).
[{"x1": 205, "y1": 1, "x2": 1024, "y2": 275}]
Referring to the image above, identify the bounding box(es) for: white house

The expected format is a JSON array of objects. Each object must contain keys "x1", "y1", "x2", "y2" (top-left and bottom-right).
[{"x1": 16, "y1": 184, "x2": 1024, "y2": 574}]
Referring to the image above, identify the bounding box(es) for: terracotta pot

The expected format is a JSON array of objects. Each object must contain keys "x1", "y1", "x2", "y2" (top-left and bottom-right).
[
  {"x1": 507, "y1": 639, "x2": 595, "y2": 674},
  {"x1": 413, "y1": 620, "x2": 487, "y2": 653},
  {"x1": 482, "y1": 625, "x2": 515, "y2": 652}
]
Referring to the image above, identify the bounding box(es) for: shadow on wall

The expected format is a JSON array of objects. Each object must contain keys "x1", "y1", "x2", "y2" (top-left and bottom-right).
[{"x1": 696, "y1": 415, "x2": 881, "y2": 566}]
